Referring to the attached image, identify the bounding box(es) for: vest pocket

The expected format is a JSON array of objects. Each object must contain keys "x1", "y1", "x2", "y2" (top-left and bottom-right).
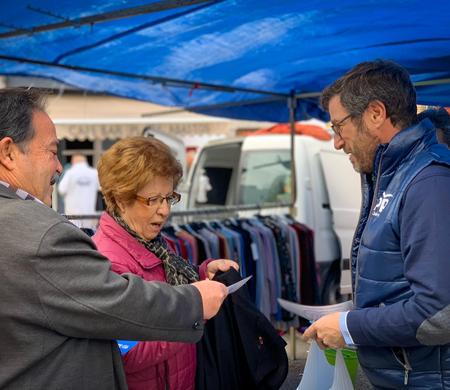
[{"x1": 392, "y1": 347, "x2": 412, "y2": 386}]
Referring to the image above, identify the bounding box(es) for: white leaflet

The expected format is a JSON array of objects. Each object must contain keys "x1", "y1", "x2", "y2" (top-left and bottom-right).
[
  {"x1": 278, "y1": 298, "x2": 353, "y2": 321},
  {"x1": 227, "y1": 275, "x2": 253, "y2": 294}
]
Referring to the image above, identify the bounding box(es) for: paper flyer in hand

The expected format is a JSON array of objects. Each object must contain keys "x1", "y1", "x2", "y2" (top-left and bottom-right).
[
  {"x1": 117, "y1": 340, "x2": 139, "y2": 355},
  {"x1": 277, "y1": 298, "x2": 353, "y2": 321},
  {"x1": 227, "y1": 275, "x2": 252, "y2": 294}
]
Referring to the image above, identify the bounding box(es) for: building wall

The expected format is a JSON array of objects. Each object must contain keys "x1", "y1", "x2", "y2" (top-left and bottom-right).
[{"x1": 2, "y1": 78, "x2": 274, "y2": 212}]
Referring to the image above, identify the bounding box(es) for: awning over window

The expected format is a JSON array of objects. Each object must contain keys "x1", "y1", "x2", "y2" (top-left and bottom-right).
[{"x1": 54, "y1": 117, "x2": 270, "y2": 140}]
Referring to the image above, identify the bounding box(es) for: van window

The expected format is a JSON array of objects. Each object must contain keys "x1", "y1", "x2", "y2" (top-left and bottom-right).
[
  {"x1": 189, "y1": 142, "x2": 242, "y2": 207},
  {"x1": 203, "y1": 167, "x2": 233, "y2": 205},
  {"x1": 239, "y1": 150, "x2": 291, "y2": 204}
]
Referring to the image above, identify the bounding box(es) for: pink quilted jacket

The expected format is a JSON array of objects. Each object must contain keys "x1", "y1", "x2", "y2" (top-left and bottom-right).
[{"x1": 93, "y1": 212, "x2": 209, "y2": 390}]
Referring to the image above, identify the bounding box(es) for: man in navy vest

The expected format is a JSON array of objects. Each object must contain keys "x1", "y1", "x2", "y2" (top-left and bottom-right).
[{"x1": 304, "y1": 60, "x2": 450, "y2": 388}]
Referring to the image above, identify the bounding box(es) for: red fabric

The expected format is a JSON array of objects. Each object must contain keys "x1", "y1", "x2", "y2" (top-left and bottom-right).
[
  {"x1": 176, "y1": 230, "x2": 198, "y2": 265},
  {"x1": 199, "y1": 258, "x2": 213, "y2": 280},
  {"x1": 217, "y1": 234, "x2": 229, "y2": 258},
  {"x1": 163, "y1": 235, "x2": 178, "y2": 253},
  {"x1": 250, "y1": 122, "x2": 332, "y2": 141},
  {"x1": 93, "y1": 212, "x2": 197, "y2": 390},
  {"x1": 177, "y1": 237, "x2": 189, "y2": 259}
]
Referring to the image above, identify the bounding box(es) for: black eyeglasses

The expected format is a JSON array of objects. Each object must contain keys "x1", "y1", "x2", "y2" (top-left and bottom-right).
[
  {"x1": 135, "y1": 192, "x2": 181, "y2": 208},
  {"x1": 331, "y1": 113, "x2": 352, "y2": 137}
]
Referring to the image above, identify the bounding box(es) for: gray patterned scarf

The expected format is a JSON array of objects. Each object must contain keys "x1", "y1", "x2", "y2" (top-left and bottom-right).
[{"x1": 112, "y1": 212, "x2": 199, "y2": 285}]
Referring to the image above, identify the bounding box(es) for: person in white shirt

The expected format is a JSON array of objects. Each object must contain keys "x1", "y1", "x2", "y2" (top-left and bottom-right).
[
  {"x1": 196, "y1": 168, "x2": 212, "y2": 204},
  {"x1": 58, "y1": 154, "x2": 99, "y2": 228}
]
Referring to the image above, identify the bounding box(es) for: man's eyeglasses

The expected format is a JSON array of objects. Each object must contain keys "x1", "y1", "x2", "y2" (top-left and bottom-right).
[
  {"x1": 331, "y1": 113, "x2": 353, "y2": 137},
  {"x1": 135, "y1": 192, "x2": 181, "y2": 208}
]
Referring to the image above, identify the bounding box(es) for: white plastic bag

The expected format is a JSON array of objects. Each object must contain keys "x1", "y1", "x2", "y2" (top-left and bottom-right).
[
  {"x1": 329, "y1": 349, "x2": 354, "y2": 390},
  {"x1": 297, "y1": 341, "x2": 334, "y2": 390}
]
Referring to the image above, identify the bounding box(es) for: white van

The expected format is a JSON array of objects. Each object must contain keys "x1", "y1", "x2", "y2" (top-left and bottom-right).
[{"x1": 184, "y1": 134, "x2": 361, "y2": 303}]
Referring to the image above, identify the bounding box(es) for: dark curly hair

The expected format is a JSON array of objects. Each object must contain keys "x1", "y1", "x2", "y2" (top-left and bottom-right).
[
  {"x1": 321, "y1": 60, "x2": 417, "y2": 129},
  {"x1": 0, "y1": 88, "x2": 47, "y2": 151},
  {"x1": 417, "y1": 108, "x2": 450, "y2": 147}
]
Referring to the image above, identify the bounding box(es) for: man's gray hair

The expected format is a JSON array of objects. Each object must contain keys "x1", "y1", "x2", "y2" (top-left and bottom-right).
[
  {"x1": 321, "y1": 60, "x2": 417, "y2": 129},
  {"x1": 0, "y1": 88, "x2": 47, "y2": 151}
]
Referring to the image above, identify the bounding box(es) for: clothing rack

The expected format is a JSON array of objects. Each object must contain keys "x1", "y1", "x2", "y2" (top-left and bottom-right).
[
  {"x1": 64, "y1": 201, "x2": 293, "y2": 221},
  {"x1": 63, "y1": 213, "x2": 102, "y2": 220},
  {"x1": 170, "y1": 201, "x2": 293, "y2": 219}
]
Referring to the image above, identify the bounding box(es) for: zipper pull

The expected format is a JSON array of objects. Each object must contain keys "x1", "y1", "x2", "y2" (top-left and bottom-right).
[
  {"x1": 402, "y1": 348, "x2": 412, "y2": 386},
  {"x1": 404, "y1": 368, "x2": 409, "y2": 386}
]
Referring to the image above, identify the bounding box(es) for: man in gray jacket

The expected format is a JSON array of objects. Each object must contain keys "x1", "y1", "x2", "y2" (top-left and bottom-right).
[{"x1": 0, "y1": 88, "x2": 228, "y2": 389}]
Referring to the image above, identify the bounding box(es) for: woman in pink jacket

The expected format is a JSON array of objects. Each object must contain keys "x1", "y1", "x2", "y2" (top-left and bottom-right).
[{"x1": 93, "y1": 137, "x2": 237, "y2": 390}]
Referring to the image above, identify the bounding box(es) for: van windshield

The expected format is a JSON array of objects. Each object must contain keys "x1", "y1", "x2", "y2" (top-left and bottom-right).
[{"x1": 239, "y1": 150, "x2": 291, "y2": 205}]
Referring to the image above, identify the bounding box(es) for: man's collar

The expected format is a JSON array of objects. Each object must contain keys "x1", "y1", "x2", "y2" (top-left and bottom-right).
[
  {"x1": 0, "y1": 180, "x2": 44, "y2": 204},
  {"x1": 375, "y1": 120, "x2": 436, "y2": 176}
]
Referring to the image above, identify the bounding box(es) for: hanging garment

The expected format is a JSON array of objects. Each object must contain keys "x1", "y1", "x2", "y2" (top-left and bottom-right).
[
  {"x1": 291, "y1": 222, "x2": 320, "y2": 305},
  {"x1": 168, "y1": 214, "x2": 319, "y2": 322},
  {"x1": 259, "y1": 216, "x2": 297, "y2": 320},
  {"x1": 196, "y1": 268, "x2": 288, "y2": 390}
]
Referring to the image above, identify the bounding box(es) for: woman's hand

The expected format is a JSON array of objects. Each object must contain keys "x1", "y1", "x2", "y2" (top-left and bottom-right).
[{"x1": 206, "y1": 259, "x2": 239, "y2": 280}]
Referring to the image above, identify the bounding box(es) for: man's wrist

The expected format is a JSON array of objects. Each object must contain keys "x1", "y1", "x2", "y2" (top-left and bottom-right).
[{"x1": 339, "y1": 311, "x2": 355, "y2": 346}]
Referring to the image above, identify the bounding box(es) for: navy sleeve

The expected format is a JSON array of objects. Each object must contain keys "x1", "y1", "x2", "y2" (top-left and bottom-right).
[{"x1": 347, "y1": 165, "x2": 450, "y2": 347}]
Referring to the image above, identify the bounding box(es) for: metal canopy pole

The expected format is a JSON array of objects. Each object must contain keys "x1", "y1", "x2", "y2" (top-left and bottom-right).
[
  {"x1": 0, "y1": 0, "x2": 218, "y2": 39},
  {"x1": 288, "y1": 91, "x2": 297, "y2": 218},
  {"x1": 0, "y1": 54, "x2": 289, "y2": 98},
  {"x1": 287, "y1": 91, "x2": 298, "y2": 360},
  {"x1": 64, "y1": 201, "x2": 293, "y2": 221}
]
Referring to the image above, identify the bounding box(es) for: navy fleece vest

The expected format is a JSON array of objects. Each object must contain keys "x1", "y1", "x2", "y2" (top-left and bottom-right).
[{"x1": 351, "y1": 120, "x2": 450, "y2": 388}]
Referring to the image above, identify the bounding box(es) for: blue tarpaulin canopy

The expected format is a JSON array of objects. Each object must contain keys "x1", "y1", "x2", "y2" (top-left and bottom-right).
[{"x1": 1, "y1": 0, "x2": 450, "y2": 122}]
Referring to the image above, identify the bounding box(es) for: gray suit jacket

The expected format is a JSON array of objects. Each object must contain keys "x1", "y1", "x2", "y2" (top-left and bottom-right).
[{"x1": 0, "y1": 185, "x2": 204, "y2": 389}]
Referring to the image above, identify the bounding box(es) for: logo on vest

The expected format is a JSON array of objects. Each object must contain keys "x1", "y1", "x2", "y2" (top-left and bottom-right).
[{"x1": 372, "y1": 192, "x2": 393, "y2": 217}]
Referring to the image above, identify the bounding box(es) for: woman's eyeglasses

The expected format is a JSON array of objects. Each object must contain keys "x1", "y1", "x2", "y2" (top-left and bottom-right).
[{"x1": 135, "y1": 192, "x2": 181, "y2": 208}]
